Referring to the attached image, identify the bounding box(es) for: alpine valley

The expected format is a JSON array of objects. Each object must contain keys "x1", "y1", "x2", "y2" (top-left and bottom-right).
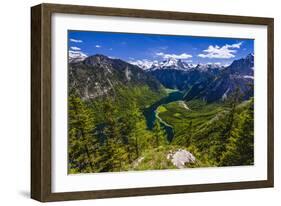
[{"x1": 68, "y1": 53, "x2": 254, "y2": 173}]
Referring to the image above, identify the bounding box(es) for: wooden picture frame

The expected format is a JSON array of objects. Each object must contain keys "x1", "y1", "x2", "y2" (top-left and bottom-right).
[{"x1": 31, "y1": 3, "x2": 274, "y2": 202}]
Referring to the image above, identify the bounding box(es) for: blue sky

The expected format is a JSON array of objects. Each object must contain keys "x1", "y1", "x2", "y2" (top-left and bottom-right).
[{"x1": 68, "y1": 30, "x2": 254, "y2": 66}]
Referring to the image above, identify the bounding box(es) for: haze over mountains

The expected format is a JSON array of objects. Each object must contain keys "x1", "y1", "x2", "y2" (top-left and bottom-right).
[{"x1": 69, "y1": 53, "x2": 254, "y2": 102}]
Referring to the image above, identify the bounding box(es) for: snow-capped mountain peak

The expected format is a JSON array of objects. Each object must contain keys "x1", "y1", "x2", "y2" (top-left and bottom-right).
[
  {"x1": 160, "y1": 57, "x2": 178, "y2": 67},
  {"x1": 128, "y1": 59, "x2": 155, "y2": 70},
  {"x1": 69, "y1": 51, "x2": 88, "y2": 63},
  {"x1": 194, "y1": 62, "x2": 225, "y2": 71},
  {"x1": 129, "y1": 58, "x2": 224, "y2": 72},
  {"x1": 131, "y1": 58, "x2": 197, "y2": 71}
]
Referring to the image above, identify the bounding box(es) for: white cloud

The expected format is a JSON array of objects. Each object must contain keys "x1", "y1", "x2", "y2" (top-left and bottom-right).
[
  {"x1": 156, "y1": 52, "x2": 192, "y2": 59},
  {"x1": 198, "y1": 42, "x2": 243, "y2": 59},
  {"x1": 70, "y1": 46, "x2": 81, "y2": 51},
  {"x1": 95, "y1": 45, "x2": 101, "y2": 48},
  {"x1": 69, "y1": 38, "x2": 83, "y2": 43}
]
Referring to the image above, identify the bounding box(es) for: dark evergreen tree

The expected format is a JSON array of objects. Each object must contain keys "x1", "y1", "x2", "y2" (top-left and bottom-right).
[
  {"x1": 152, "y1": 120, "x2": 167, "y2": 148},
  {"x1": 214, "y1": 88, "x2": 242, "y2": 163},
  {"x1": 220, "y1": 98, "x2": 254, "y2": 166},
  {"x1": 68, "y1": 92, "x2": 98, "y2": 173},
  {"x1": 99, "y1": 99, "x2": 128, "y2": 172}
]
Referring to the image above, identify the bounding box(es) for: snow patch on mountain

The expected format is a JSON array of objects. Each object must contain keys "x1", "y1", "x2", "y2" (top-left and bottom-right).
[
  {"x1": 69, "y1": 50, "x2": 88, "y2": 63},
  {"x1": 243, "y1": 75, "x2": 254, "y2": 80},
  {"x1": 129, "y1": 57, "x2": 224, "y2": 72},
  {"x1": 195, "y1": 62, "x2": 224, "y2": 71},
  {"x1": 128, "y1": 59, "x2": 156, "y2": 70},
  {"x1": 131, "y1": 58, "x2": 192, "y2": 71}
]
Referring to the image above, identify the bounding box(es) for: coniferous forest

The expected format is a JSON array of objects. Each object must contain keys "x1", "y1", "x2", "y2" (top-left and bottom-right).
[{"x1": 68, "y1": 31, "x2": 254, "y2": 174}]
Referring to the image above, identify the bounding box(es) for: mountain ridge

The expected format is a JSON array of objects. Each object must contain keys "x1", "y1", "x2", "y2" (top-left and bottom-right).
[
  {"x1": 69, "y1": 54, "x2": 162, "y2": 100},
  {"x1": 129, "y1": 57, "x2": 226, "y2": 72},
  {"x1": 183, "y1": 53, "x2": 254, "y2": 102},
  {"x1": 69, "y1": 53, "x2": 254, "y2": 102}
]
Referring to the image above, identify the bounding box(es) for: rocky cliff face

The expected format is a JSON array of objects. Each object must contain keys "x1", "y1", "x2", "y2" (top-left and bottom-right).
[
  {"x1": 183, "y1": 54, "x2": 254, "y2": 102},
  {"x1": 69, "y1": 54, "x2": 162, "y2": 99}
]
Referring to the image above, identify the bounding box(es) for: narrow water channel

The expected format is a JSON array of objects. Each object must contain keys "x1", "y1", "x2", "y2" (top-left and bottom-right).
[{"x1": 143, "y1": 91, "x2": 184, "y2": 142}]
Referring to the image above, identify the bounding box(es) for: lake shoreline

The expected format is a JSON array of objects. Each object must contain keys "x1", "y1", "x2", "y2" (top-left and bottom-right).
[{"x1": 143, "y1": 89, "x2": 184, "y2": 142}]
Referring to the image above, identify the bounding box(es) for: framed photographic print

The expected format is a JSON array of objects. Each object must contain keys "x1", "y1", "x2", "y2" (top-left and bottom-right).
[{"x1": 31, "y1": 3, "x2": 274, "y2": 202}]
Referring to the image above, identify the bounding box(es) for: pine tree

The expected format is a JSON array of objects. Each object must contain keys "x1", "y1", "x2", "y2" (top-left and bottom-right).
[
  {"x1": 152, "y1": 120, "x2": 167, "y2": 148},
  {"x1": 68, "y1": 92, "x2": 97, "y2": 173},
  {"x1": 100, "y1": 99, "x2": 129, "y2": 172},
  {"x1": 119, "y1": 100, "x2": 153, "y2": 162},
  {"x1": 185, "y1": 121, "x2": 193, "y2": 147},
  {"x1": 214, "y1": 88, "x2": 242, "y2": 163},
  {"x1": 220, "y1": 98, "x2": 254, "y2": 166}
]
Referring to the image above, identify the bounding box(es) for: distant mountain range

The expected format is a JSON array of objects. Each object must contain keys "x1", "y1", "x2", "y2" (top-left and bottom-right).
[
  {"x1": 183, "y1": 53, "x2": 254, "y2": 102},
  {"x1": 129, "y1": 58, "x2": 225, "y2": 72},
  {"x1": 69, "y1": 53, "x2": 254, "y2": 102}
]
